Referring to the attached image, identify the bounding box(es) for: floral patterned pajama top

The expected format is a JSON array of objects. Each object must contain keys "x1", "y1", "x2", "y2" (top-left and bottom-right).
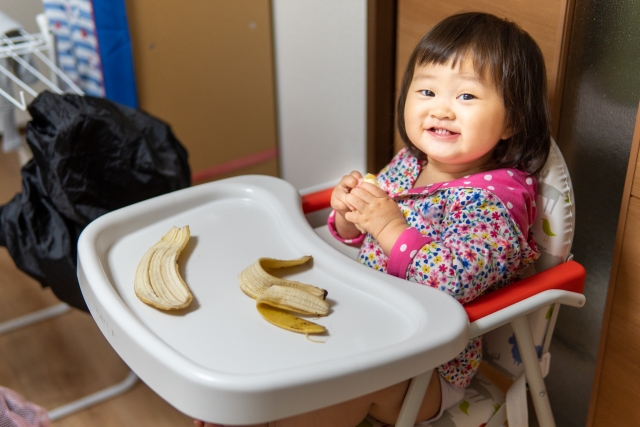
[{"x1": 328, "y1": 148, "x2": 540, "y2": 387}]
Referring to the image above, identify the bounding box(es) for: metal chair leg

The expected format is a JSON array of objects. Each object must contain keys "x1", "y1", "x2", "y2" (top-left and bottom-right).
[
  {"x1": 0, "y1": 303, "x2": 71, "y2": 335},
  {"x1": 395, "y1": 369, "x2": 433, "y2": 427},
  {"x1": 48, "y1": 371, "x2": 139, "y2": 421},
  {"x1": 511, "y1": 316, "x2": 556, "y2": 427},
  {"x1": 0, "y1": 303, "x2": 139, "y2": 421}
]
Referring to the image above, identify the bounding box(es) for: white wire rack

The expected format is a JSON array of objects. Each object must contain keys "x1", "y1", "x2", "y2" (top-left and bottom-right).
[
  {"x1": 0, "y1": 15, "x2": 82, "y2": 111},
  {"x1": 0, "y1": 13, "x2": 138, "y2": 422}
]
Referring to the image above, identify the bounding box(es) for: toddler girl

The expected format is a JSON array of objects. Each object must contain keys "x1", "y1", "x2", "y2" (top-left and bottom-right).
[{"x1": 196, "y1": 11, "x2": 550, "y2": 427}]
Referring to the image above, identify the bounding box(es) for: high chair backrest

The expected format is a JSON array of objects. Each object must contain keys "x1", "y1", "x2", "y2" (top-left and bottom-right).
[{"x1": 481, "y1": 138, "x2": 575, "y2": 379}]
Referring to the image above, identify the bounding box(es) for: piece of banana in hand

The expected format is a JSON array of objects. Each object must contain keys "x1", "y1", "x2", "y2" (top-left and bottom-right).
[
  {"x1": 238, "y1": 256, "x2": 329, "y2": 335},
  {"x1": 134, "y1": 226, "x2": 193, "y2": 310},
  {"x1": 355, "y1": 173, "x2": 379, "y2": 233}
]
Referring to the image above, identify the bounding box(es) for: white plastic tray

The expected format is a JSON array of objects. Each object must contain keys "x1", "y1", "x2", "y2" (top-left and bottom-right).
[{"x1": 77, "y1": 175, "x2": 469, "y2": 424}]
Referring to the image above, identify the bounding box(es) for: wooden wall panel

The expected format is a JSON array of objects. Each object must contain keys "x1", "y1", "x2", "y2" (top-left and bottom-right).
[
  {"x1": 367, "y1": 0, "x2": 397, "y2": 173},
  {"x1": 587, "y1": 103, "x2": 640, "y2": 426},
  {"x1": 395, "y1": 0, "x2": 573, "y2": 152},
  {"x1": 125, "y1": 0, "x2": 278, "y2": 181},
  {"x1": 632, "y1": 155, "x2": 640, "y2": 197},
  {"x1": 590, "y1": 195, "x2": 640, "y2": 425}
]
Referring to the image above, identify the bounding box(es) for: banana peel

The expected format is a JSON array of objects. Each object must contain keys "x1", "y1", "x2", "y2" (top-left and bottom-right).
[
  {"x1": 238, "y1": 256, "x2": 329, "y2": 336},
  {"x1": 256, "y1": 304, "x2": 326, "y2": 334},
  {"x1": 134, "y1": 226, "x2": 193, "y2": 310}
]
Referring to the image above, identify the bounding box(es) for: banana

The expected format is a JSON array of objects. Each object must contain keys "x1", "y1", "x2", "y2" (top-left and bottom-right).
[
  {"x1": 363, "y1": 173, "x2": 378, "y2": 183},
  {"x1": 134, "y1": 226, "x2": 193, "y2": 310},
  {"x1": 355, "y1": 173, "x2": 379, "y2": 233},
  {"x1": 238, "y1": 256, "x2": 329, "y2": 335}
]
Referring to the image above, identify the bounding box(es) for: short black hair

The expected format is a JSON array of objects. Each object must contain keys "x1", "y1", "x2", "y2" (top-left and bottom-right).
[{"x1": 397, "y1": 12, "x2": 551, "y2": 175}]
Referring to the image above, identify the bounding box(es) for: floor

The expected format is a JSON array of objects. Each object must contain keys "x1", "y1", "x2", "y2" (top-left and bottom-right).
[{"x1": 0, "y1": 147, "x2": 194, "y2": 426}]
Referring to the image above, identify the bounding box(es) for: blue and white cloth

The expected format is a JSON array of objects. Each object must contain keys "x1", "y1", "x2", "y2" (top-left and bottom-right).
[
  {"x1": 42, "y1": 0, "x2": 138, "y2": 107},
  {"x1": 42, "y1": 0, "x2": 105, "y2": 97}
]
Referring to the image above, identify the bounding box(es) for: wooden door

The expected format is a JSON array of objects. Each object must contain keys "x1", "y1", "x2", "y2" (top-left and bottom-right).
[{"x1": 126, "y1": 0, "x2": 278, "y2": 184}]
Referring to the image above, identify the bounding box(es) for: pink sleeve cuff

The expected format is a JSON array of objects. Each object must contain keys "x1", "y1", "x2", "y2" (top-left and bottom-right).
[
  {"x1": 327, "y1": 210, "x2": 365, "y2": 246},
  {"x1": 388, "y1": 227, "x2": 433, "y2": 278}
]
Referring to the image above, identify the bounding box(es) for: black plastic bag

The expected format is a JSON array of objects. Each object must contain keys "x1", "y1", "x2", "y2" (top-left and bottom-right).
[{"x1": 0, "y1": 92, "x2": 191, "y2": 311}]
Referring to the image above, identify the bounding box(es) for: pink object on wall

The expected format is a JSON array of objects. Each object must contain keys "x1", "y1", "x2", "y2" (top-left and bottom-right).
[{"x1": 191, "y1": 148, "x2": 278, "y2": 183}]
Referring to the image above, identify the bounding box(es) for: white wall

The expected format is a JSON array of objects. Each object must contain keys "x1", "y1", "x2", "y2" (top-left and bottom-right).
[
  {"x1": 1, "y1": 0, "x2": 370, "y2": 177},
  {"x1": 0, "y1": 1, "x2": 42, "y2": 32},
  {"x1": 272, "y1": 0, "x2": 367, "y2": 193}
]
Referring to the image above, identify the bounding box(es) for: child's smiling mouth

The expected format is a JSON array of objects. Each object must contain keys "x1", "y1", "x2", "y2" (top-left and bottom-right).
[{"x1": 428, "y1": 127, "x2": 460, "y2": 138}]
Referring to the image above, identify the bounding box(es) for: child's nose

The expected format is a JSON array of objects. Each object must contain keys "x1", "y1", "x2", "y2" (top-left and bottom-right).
[{"x1": 430, "y1": 103, "x2": 454, "y2": 120}]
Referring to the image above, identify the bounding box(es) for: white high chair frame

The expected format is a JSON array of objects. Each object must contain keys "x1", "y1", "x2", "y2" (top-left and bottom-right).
[
  {"x1": 0, "y1": 13, "x2": 139, "y2": 422},
  {"x1": 56, "y1": 162, "x2": 583, "y2": 427},
  {"x1": 300, "y1": 184, "x2": 586, "y2": 427}
]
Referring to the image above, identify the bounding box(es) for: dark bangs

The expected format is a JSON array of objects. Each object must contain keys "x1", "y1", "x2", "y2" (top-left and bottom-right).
[{"x1": 397, "y1": 12, "x2": 551, "y2": 176}]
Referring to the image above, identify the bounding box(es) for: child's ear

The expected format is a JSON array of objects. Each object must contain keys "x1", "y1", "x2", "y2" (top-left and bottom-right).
[{"x1": 500, "y1": 124, "x2": 518, "y2": 141}]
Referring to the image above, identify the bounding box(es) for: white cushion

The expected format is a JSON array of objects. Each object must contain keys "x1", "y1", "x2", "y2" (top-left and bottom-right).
[
  {"x1": 523, "y1": 137, "x2": 575, "y2": 276},
  {"x1": 483, "y1": 138, "x2": 575, "y2": 379}
]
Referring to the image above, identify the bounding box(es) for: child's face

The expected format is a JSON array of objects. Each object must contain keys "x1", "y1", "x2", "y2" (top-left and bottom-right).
[{"x1": 404, "y1": 58, "x2": 511, "y2": 173}]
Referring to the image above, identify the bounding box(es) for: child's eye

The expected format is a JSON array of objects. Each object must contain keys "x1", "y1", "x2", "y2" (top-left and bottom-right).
[
  {"x1": 458, "y1": 93, "x2": 476, "y2": 100},
  {"x1": 419, "y1": 90, "x2": 435, "y2": 97}
]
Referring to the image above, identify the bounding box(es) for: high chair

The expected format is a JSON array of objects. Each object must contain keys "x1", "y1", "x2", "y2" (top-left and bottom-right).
[
  {"x1": 74, "y1": 139, "x2": 584, "y2": 426},
  {"x1": 300, "y1": 138, "x2": 585, "y2": 427}
]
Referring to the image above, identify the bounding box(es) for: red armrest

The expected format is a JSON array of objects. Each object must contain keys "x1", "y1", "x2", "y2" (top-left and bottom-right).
[
  {"x1": 300, "y1": 187, "x2": 587, "y2": 323},
  {"x1": 302, "y1": 188, "x2": 334, "y2": 214},
  {"x1": 463, "y1": 260, "x2": 586, "y2": 322}
]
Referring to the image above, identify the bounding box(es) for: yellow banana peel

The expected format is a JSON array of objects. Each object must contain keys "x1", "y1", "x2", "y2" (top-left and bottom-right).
[
  {"x1": 256, "y1": 304, "x2": 325, "y2": 335},
  {"x1": 134, "y1": 226, "x2": 193, "y2": 310},
  {"x1": 238, "y1": 256, "x2": 329, "y2": 336}
]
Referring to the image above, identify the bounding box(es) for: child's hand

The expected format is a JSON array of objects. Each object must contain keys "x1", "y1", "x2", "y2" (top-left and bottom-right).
[
  {"x1": 330, "y1": 171, "x2": 364, "y2": 239},
  {"x1": 331, "y1": 171, "x2": 362, "y2": 213},
  {"x1": 344, "y1": 182, "x2": 407, "y2": 255}
]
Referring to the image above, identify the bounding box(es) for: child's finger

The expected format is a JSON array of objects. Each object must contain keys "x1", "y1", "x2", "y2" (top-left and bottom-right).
[
  {"x1": 335, "y1": 200, "x2": 354, "y2": 213},
  {"x1": 348, "y1": 187, "x2": 375, "y2": 203},
  {"x1": 338, "y1": 174, "x2": 360, "y2": 193},
  {"x1": 344, "y1": 209, "x2": 361, "y2": 226},
  {"x1": 349, "y1": 170, "x2": 364, "y2": 181},
  {"x1": 359, "y1": 182, "x2": 388, "y2": 198},
  {"x1": 333, "y1": 186, "x2": 356, "y2": 209},
  {"x1": 345, "y1": 191, "x2": 368, "y2": 212}
]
